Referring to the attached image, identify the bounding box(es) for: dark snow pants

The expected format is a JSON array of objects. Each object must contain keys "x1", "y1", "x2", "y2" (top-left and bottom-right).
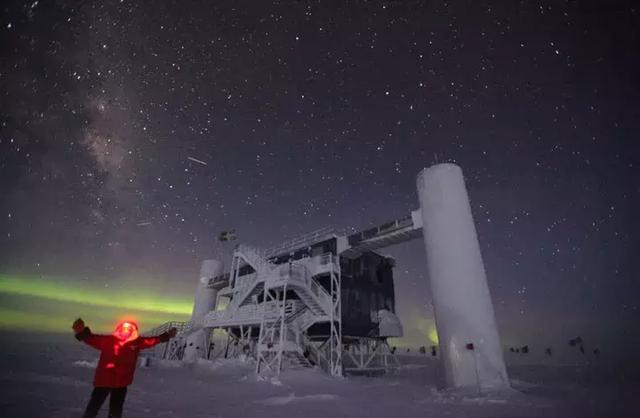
[{"x1": 83, "y1": 386, "x2": 128, "y2": 418}]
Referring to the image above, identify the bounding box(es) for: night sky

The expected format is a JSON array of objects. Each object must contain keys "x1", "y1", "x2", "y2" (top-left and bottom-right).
[{"x1": 1, "y1": 1, "x2": 638, "y2": 357}]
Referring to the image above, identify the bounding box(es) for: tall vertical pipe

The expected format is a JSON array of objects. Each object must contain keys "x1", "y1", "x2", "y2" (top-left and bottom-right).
[
  {"x1": 184, "y1": 259, "x2": 222, "y2": 361},
  {"x1": 416, "y1": 164, "x2": 509, "y2": 390}
]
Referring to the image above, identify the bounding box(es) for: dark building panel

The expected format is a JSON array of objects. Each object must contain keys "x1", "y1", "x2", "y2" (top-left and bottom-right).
[{"x1": 338, "y1": 252, "x2": 396, "y2": 338}]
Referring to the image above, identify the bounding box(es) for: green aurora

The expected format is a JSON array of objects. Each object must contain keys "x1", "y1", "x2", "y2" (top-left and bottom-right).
[
  {"x1": 0, "y1": 275, "x2": 192, "y2": 333},
  {"x1": 0, "y1": 275, "x2": 439, "y2": 347}
]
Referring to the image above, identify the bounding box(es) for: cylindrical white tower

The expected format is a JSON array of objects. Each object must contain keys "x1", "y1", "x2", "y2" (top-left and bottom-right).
[
  {"x1": 184, "y1": 259, "x2": 222, "y2": 362},
  {"x1": 416, "y1": 164, "x2": 509, "y2": 390}
]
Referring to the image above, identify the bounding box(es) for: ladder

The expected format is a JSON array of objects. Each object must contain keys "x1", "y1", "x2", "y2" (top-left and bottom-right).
[{"x1": 255, "y1": 262, "x2": 290, "y2": 376}]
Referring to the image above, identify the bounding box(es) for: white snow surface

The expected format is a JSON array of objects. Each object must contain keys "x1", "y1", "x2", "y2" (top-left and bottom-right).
[
  {"x1": 258, "y1": 393, "x2": 339, "y2": 405},
  {"x1": 0, "y1": 331, "x2": 638, "y2": 417},
  {"x1": 72, "y1": 359, "x2": 98, "y2": 368}
]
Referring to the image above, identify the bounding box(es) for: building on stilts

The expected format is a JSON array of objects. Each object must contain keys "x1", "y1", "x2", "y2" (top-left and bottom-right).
[{"x1": 148, "y1": 164, "x2": 511, "y2": 391}]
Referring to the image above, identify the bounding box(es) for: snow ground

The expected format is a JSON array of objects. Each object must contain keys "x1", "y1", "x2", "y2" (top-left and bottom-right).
[{"x1": 1, "y1": 332, "x2": 638, "y2": 417}]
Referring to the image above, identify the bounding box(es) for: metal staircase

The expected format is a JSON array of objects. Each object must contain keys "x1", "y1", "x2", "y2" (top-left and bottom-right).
[
  {"x1": 253, "y1": 255, "x2": 342, "y2": 377},
  {"x1": 233, "y1": 276, "x2": 262, "y2": 309},
  {"x1": 235, "y1": 244, "x2": 274, "y2": 275},
  {"x1": 283, "y1": 351, "x2": 313, "y2": 369},
  {"x1": 153, "y1": 244, "x2": 342, "y2": 377}
]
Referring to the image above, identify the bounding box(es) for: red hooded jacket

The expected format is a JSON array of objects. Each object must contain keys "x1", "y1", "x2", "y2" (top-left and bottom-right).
[{"x1": 75, "y1": 326, "x2": 170, "y2": 388}]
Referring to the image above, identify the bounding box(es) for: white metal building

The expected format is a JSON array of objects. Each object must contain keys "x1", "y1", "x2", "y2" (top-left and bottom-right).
[{"x1": 148, "y1": 164, "x2": 510, "y2": 391}]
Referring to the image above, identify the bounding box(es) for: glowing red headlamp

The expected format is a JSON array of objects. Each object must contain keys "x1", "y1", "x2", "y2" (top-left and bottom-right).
[{"x1": 114, "y1": 320, "x2": 139, "y2": 341}]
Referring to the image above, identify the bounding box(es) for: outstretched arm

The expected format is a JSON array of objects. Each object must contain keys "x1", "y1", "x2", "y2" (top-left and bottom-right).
[
  {"x1": 139, "y1": 327, "x2": 177, "y2": 350},
  {"x1": 72, "y1": 318, "x2": 109, "y2": 351}
]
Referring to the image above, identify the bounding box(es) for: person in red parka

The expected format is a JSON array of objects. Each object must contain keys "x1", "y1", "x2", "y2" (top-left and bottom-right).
[{"x1": 72, "y1": 317, "x2": 177, "y2": 418}]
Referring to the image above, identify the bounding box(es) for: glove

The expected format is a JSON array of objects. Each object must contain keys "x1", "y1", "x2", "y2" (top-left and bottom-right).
[
  {"x1": 167, "y1": 327, "x2": 178, "y2": 338},
  {"x1": 72, "y1": 318, "x2": 85, "y2": 334}
]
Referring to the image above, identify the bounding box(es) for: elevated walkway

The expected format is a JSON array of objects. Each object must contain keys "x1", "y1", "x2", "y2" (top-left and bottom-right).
[{"x1": 341, "y1": 210, "x2": 423, "y2": 257}]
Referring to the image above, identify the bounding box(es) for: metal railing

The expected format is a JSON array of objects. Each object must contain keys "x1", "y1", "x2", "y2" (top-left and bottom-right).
[
  {"x1": 309, "y1": 252, "x2": 340, "y2": 276},
  {"x1": 267, "y1": 260, "x2": 332, "y2": 315},
  {"x1": 346, "y1": 215, "x2": 414, "y2": 246},
  {"x1": 203, "y1": 300, "x2": 301, "y2": 328},
  {"x1": 232, "y1": 272, "x2": 261, "y2": 307},
  {"x1": 264, "y1": 226, "x2": 335, "y2": 258},
  {"x1": 143, "y1": 321, "x2": 187, "y2": 337},
  {"x1": 302, "y1": 332, "x2": 330, "y2": 372},
  {"x1": 237, "y1": 244, "x2": 274, "y2": 273}
]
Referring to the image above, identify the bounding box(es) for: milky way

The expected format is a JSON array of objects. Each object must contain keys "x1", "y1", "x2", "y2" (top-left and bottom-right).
[{"x1": 1, "y1": 1, "x2": 638, "y2": 353}]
